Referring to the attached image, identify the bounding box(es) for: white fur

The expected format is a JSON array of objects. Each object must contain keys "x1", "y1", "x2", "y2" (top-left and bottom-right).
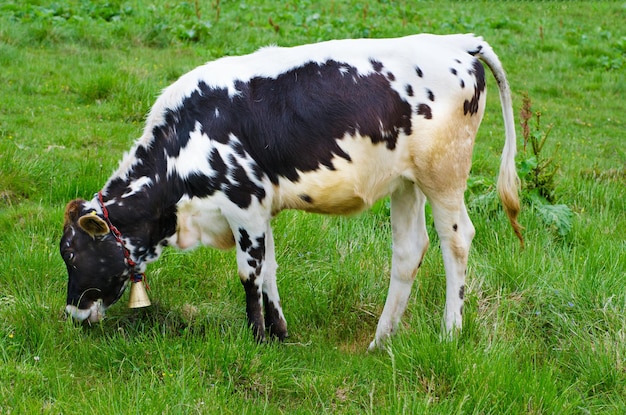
[
  {"x1": 121, "y1": 176, "x2": 152, "y2": 198},
  {"x1": 65, "y1": 300, "x2": 106, "y2": 323}
]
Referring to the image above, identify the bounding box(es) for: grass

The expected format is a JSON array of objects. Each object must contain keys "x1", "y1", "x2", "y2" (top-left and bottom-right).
[{"x1": 1, "y1": 0, "x2": 625, "y2": 413}]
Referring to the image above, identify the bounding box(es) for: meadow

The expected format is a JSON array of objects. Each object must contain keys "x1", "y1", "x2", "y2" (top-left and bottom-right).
[{"x1": 1, "y1": 1, "x2": 625, "y2": 413}]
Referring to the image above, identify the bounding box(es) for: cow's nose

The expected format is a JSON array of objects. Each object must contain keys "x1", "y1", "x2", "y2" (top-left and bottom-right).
[{"x1": 65, "y1": 304, "x2": 93, "y2": 322}]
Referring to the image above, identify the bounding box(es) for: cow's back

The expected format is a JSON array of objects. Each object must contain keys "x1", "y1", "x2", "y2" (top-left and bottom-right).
[{"x1": 141, "y1": 35, "x2": 484, "y2": 215}]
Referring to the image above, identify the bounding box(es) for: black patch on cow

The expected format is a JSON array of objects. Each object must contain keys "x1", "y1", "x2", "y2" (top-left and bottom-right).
[
  {"x1": 426, "y1": 89, "x2": 435, "y2": 102},
  {"x1": 453, "y1": 223, "x2": 458, "y2": 232},
  {"x1": 386, "y1": 71, "x2": 395, "y2": 81},
  {"x1": 455, "y1": 58, "x2": 462, "y2": 64},
  {"x1": 204, "y1": 59, "x2": 412, "y2": 182},
  {"x1": 299, "y1": 194, "x2": 313, "y2": 203},
  {"x1": 248, "y1": 236, "x2": 265, "y2": 266},
  {"x1": 415, "y1": 66, "x2": 423, "y2": 78},
  {"x1": 238, "y1": 231, "x2": 265, "y2": 271},
  {"x1": 181, "y1": 172, "x2": 214, "y2": 200},
  {"x1": 450, "y1": 68, "x2": 457, "y2": 76},
  {"x1": 459, "y1": 285, "x2": 465, "y2": 300},
  {"x1": 405, "y1": 84, "x2": 414, "y2": 97},
  {"x1": 225, "y1": 155, "x2": 266, "y2": 208},
  {"x1": 230, "y1": 139, "x2": 247, "y2": 157},
  {"x1": 370, "y1": 59, "x2": 384, "y2": 72},
  {"x1": 468, "y1": 45, "x2": 483, "y2": 56},
  {"x1": 416, "y1": 103, "x2": 432, "y2": 120},
  {"x1": 238, "y1": 228, "x2": 252, "y2": 251},
  {"x1": 242, "y1": 277, "x2": 265, "y2": 341},
  {"x1": 460, "y1": 79, "x2": 465, "y2": 89},
  {"x1": 226, "y1": 186, "x2": 252, "y2": 211},
  {"x1": 209, "y1": 148, "x2": 228, "y2": 180},
  {"x1": 463, "y1": 59, "x2": 486, "y2": 116},
  {"x1": 155, "y1": 85, "x2": 235, "y2": 152},
  {"x1": 263, "y1": 292, "x2": 288, "y2": 340},
  {"x1": 251, "y1": 163, "x2": 265, "y2": 182}
]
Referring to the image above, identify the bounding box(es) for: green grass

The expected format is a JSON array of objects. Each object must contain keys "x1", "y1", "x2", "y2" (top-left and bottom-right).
[{"x1": 1, "y1": 0, "x2": 625, "y2": 413}]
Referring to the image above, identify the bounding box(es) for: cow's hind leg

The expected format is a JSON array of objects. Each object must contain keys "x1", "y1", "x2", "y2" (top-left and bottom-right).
[
  {"x1": 261, "y1": 226, "x2": 288, "y2": 340},
  {"x1": 369, "y1": 182, "x2": 429, "y2": 351},
  {"x1": 429, "y1": 197, "x2": 475, "y2": 337}
]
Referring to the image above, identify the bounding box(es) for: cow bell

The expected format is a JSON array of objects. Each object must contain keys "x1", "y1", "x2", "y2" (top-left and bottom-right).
[{"x1": 128, "y1": 280, "x2": 151, "y2": 308}]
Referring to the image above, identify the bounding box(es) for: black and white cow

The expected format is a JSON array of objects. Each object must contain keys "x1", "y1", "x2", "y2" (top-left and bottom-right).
[{"x1": 60, "y1": 33, "x2": 522, "y2": 350}]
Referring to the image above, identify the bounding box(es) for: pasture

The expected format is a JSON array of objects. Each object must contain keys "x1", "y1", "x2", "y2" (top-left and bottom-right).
[{"x1": 1, "y1": 1, "x2": 625, "y2": 413}]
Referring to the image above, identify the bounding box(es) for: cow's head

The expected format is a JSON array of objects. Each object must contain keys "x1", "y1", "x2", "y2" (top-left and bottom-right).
[{"x1": 60, "y1": 199, "x2": 130, "y2": 323}]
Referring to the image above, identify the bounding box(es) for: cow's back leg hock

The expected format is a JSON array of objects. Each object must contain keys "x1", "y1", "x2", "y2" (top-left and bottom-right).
[
  {"x1": 234, "y1": 225, "x2": 268, "y2": 342},
  {"x1": 369, "y1": 182, "x2": 429, "y2": 351},
  {"x1": 261, "y1": 225, "x2": 288, "y2": 340},
  {"x1": 430, "y1": 197, "x2": 475, "y2": 337}
]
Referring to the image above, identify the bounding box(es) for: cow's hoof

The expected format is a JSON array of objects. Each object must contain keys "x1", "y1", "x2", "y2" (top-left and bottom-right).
[
  {"x1": 267, "y1": 321, "x2": 288, "y2": 341},
  {"x1": 367, "y1": 334, "x2": 391, "y2": 352}
]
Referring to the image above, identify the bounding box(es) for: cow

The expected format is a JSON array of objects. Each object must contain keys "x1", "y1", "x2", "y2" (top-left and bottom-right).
[{"x1": 60, "y1": 33, "x2": 522, "y2": 350}]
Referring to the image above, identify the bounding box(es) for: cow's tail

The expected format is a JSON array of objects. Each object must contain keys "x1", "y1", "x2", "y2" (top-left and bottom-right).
[{"x1": 471, "y1": 36, "x2": 524, "y2": 247}]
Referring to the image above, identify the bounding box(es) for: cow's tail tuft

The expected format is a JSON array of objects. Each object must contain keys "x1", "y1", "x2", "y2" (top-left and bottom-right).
[{"x1": 472, "y1": 36, "x2": 524, "y2": 247}]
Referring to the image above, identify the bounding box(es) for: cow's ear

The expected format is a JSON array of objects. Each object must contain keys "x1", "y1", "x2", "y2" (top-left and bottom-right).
[
  {"x1": 64, "y1": 199, "x2": 86, "y2": 227},
  {"x1": 78, "y1": 212, "x2": 110, "y2": 238}
]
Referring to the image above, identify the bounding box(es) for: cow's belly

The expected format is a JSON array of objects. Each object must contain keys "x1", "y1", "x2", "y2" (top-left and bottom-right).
[{"x1": 274, "y1": 134, "x2": 413, "y2": 215}]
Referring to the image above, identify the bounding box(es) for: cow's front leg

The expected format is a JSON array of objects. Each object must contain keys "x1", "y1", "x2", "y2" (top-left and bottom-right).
[
  {"x1": 235, "y1": 226, "x2": 267, "y2": 342},
  {"x1": 261, "y1": 226, "x2": 288, "y2": 340}
]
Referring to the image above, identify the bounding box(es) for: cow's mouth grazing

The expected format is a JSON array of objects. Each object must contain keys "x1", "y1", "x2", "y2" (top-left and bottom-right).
[{"x1": 66, "y1": 299, "x2": 107, "y2": 323}]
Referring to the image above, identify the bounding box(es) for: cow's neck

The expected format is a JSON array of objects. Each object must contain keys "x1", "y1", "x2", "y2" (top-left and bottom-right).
[{"x1": 96, "y1": 177, "x2": 181, "y2": 269}]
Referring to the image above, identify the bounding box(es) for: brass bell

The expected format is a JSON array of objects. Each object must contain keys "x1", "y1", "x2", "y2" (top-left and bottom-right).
[{"x1": 128, "y1": 280, "x2": 151, "y2": 308}]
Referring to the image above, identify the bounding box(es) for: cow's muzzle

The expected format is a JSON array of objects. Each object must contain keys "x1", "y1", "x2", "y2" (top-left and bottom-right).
[{"x1": 65, "y1": 299, "x2": 106, "y2": 323}]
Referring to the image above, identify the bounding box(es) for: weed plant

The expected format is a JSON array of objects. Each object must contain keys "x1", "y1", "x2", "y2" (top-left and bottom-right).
[{"x1": 1, "y1": 1, "x2": 625, "y2": 413}]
